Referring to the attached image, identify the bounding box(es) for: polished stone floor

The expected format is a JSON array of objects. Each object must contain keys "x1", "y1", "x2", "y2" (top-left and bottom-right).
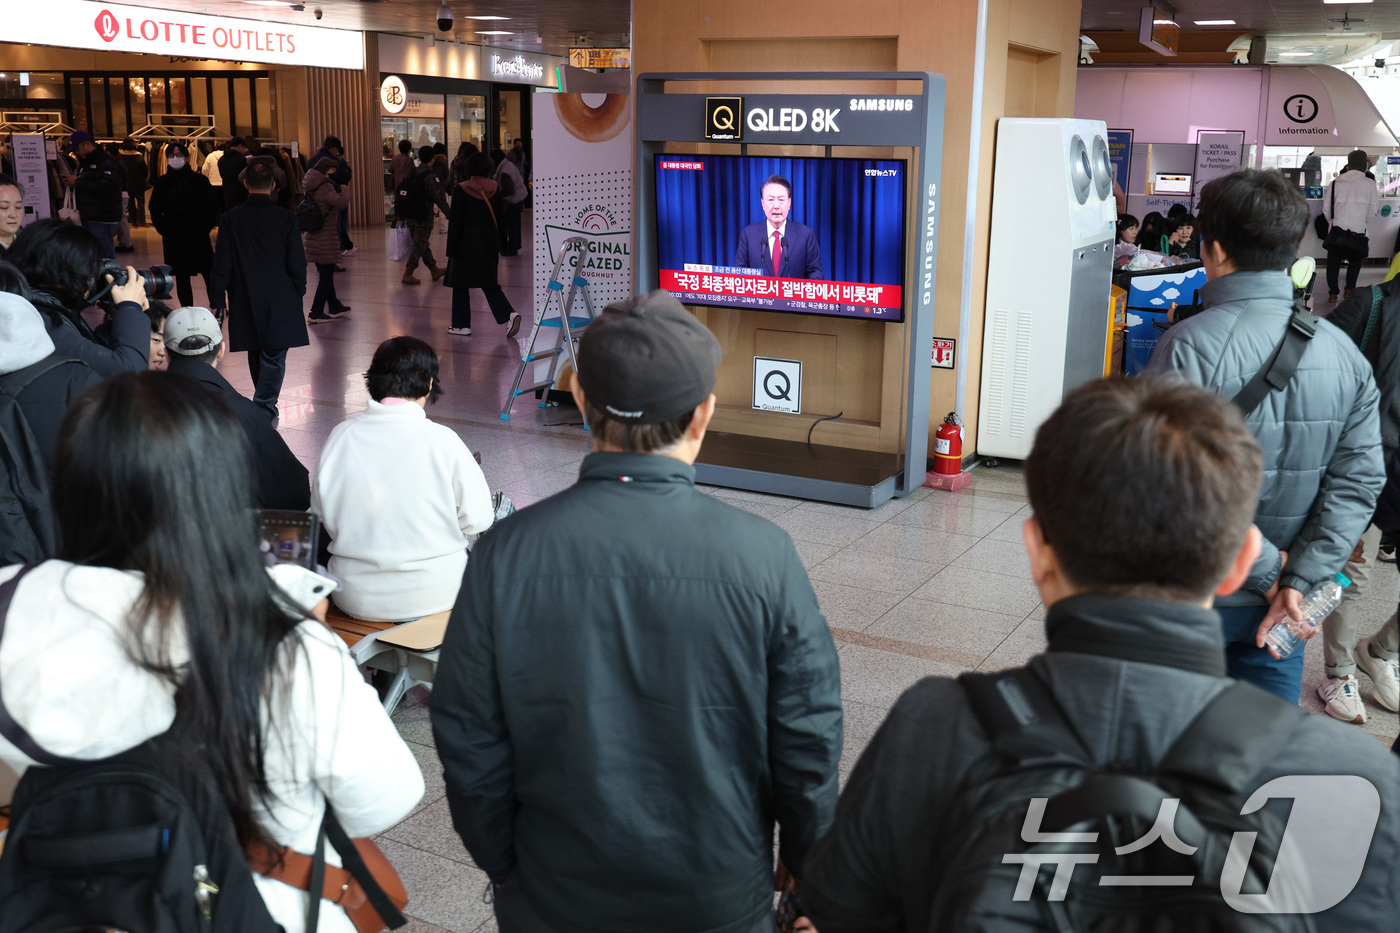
[{"x1": 116, "y1": 221, "x2": 1398, "y2": 932}]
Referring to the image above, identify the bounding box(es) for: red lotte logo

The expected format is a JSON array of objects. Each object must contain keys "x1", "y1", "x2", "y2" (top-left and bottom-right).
[{"x1": 95, "y1": 9, "x2": 120, "y2": 42}]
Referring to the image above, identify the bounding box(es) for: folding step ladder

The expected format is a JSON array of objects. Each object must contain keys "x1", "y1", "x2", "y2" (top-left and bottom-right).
[{"x1": 501, "y1": 235, "x2": 599, "y2": 420}]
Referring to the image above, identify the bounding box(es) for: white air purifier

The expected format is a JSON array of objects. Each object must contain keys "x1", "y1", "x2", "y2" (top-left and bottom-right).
[{"x1": 977, "y1": 118, "x2": 1117, "y2": 460}]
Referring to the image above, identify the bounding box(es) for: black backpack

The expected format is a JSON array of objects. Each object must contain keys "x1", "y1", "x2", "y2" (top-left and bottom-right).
[
  {"x1": 394, "y1": 170, "x2": 431, "y2": 223},
  {"x1": 496, "y1": 166, "x2": 516, "y2": 201},
  {"x1": 930, "y1": 666, "x2": 1315, "y2": 932},
  {"x1": 0, "y1": 564, "x2": 282, "y2": 933},
  {"x1": 296, "y1": 193, "x2": 327, "y2": 234},
  {"x1": 0, "y1": 358, "x2": 73, "y2": 564}
]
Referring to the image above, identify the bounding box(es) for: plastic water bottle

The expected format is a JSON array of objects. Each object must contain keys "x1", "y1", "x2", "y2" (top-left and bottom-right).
[{"x1": 1263, "y1": 573, "x2": 1351, "y2": 658}]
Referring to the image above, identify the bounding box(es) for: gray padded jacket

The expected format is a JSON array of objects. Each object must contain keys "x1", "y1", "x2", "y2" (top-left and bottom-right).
[{"x1": 1146, "y1": 269, "x2": 1383, "y2": 605}]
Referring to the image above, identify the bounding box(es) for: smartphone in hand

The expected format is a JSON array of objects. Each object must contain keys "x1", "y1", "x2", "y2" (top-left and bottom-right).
[{"x1": 256, "y1": 510, "x2": 320, "y2": 571}]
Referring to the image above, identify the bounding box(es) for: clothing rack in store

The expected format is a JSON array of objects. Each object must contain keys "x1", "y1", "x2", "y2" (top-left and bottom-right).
[
  {"x1": 0, "y1": 111, "x2": 76, "y2": 139},
  {"x1": 131, "y1": 113, "x2": 231, "y2": 146}
]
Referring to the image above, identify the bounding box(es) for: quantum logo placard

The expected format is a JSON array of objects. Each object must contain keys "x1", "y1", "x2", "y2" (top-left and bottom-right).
[{"x1": 706, "y1": 97, "x2": 743, "y2": 141}]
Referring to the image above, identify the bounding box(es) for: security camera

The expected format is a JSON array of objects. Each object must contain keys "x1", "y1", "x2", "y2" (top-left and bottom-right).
[
  {"x1": 313, "y1": 8, "x2": 322, "y2": 19},
  {"x1": 436, "y1": 4, "x2": 453, "y2": 31}
]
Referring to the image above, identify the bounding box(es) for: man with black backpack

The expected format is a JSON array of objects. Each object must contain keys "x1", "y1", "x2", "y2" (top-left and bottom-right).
[
  {"x1": 1145, "y1": 169, "x2": 1383, "y2": 705},
  {"x1": 801, "y1": 377, "x2": 1400, "y2": 932},
  {"x1": 396, "y1": 146, "x2": 449, "y2": 286},
  {"x1": 0, "y1": 288, "x2": 99, "y2": 563}
]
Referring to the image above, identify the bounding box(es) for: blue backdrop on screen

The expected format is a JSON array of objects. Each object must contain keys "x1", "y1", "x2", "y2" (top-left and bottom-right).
[{"x1": 654, "y1": 154, "x2": 907, "y2": 287}]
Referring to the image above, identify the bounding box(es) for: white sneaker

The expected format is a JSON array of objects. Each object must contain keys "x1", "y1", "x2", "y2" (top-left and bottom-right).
[
  {"x1": 447, "y1": 326, "x2": 471, "y2": 336},
  {"x1": 1354, "y1": 637, "x2": 1400, "y2": 712},
  {"x1": 506, "y1": 312, "x2": 522, "y2": 338},
  {"x1": 1317, "y1": 675, "x2": 1367, "y2": 724}
]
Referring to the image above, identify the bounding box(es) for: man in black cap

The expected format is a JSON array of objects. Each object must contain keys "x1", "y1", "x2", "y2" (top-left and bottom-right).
[
  {"x1": 60, "y1": 130, "x2": 125, "y2": 261},
  {"x1": 431, "y1": 290, "x2": 843, "y2": 933}
]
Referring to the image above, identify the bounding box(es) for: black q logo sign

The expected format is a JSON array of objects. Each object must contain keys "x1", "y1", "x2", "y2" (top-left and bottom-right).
[
  {"x1": 1283, "y1": 94, "x2": 1318, "y2": 125},
  {"x1": 763, "y1": 370, "x2": 792, "y2": 401},
  {"x1": 712, "y1": 106, "x2": 736, "y2": 132}
]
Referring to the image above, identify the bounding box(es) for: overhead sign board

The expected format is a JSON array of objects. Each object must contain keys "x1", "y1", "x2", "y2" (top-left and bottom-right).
[
  {"x1": 6, "y1": 0, "x2": 364, "y2": 69},
  {"x1": 489, "y1": 50, "x2": 548, "y2": 83},
  {"x1": 753, "y1": 357, "x2": 802, "y2": 414},
  {"x1": 570, "y1": 48, "x2": 631, "y2": 69},
  {"x1": 643, "y1": 93, "x2": 926, "y2": 147},
  {"x1": 1264, "y1": 68, "x2": 1337, "y2": 145}
]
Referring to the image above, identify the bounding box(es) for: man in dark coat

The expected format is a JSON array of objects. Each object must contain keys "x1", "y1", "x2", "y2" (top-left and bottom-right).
[
  {"x1": 147, "y1": 142, "x2": 219, "y2": 308},
  {"x1": 217, "y1": 137, "x2": 250, "y2": 210},
  {"x1": 162, "y1": 306, "x2": 309, "y2": 509},
  {"x1": 118, "y1": 138, "x2": 149, "y2": 227},
  {"x1": 431, "y1": 292, "x2": 842, "y2": 933},
  {"x1": 444, "y1": 152, "x2": 519, "y2": 337},
  {"x1": 209, "y1": 159, "x2": 308, "y2": 419}
]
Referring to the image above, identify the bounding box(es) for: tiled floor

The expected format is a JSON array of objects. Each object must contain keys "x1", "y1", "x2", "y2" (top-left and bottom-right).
[{"x1": 116, "y1": 221, "x2": 1399, "y2": 931}]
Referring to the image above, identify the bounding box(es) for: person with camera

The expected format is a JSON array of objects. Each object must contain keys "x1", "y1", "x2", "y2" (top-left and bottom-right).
[
  {"x1": 9, "y1": 218, "x2": 152, "y2": 377},
  {"x1": 148, "y1": 142, "x2": 219, "y2": 309},
  {"x1": 210, "y1": 159, "x2": 308, "y2": 420},
  {"x1": 59, "y1": 131, "x2": 125, "y2": 262},
  {"x1": 0, "y1": 371, "x2": 424, "y2": 933}
]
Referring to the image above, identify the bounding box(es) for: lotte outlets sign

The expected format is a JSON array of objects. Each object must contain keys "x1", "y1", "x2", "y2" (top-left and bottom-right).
[{"x1": 8, "y1": 0, "x2": 364, "y2": 69}]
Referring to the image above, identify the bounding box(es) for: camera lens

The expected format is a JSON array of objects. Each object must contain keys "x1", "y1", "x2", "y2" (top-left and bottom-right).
[{"x1": 144, "y1": 264, "x2": 175, "y2": 301}]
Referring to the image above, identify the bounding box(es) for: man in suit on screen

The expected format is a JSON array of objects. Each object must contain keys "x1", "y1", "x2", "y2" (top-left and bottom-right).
[{"x1": 734, "y1": 174, "x2": 824, "y2": 279}]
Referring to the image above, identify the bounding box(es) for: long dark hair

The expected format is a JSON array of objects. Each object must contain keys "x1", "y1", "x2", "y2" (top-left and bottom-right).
[
  {"x1": 54, "y1": 371, "x2": 300, "y2": 849},
  {"x1": 9, "y1": 217, "x2": 103, "y2": 311}
]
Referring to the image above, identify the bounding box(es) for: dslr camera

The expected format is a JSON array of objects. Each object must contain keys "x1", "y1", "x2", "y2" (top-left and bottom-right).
[{"x1": 100, "y1": 259, "x2": 175, "y2": 301}]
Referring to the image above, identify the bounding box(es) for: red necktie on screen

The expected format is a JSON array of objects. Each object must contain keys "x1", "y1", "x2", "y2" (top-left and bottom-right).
[{"x1": 772, "y1": 231, "x2": 782, "y2": 277}]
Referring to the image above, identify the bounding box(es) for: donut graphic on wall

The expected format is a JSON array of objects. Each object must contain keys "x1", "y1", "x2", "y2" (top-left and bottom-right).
[{"x1": 553, "y1": 94, "x2": 631, "y2": 143}]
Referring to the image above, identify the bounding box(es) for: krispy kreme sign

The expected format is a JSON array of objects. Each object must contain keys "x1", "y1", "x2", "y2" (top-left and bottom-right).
[{"x1": 8, "y1": 0, "x2": 364, "y2": 69}]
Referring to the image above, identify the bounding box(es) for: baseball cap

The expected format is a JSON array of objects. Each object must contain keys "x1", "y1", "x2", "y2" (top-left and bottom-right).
[
  {"x1": 576, "y1": 290, "x2": 722, "y2": 424},
  {"x1": 163, "y1": 306, "x2": 223, "y2": 355},
  {"x1": 67, "y1": 130, "x2": 93, "y2": 153}
]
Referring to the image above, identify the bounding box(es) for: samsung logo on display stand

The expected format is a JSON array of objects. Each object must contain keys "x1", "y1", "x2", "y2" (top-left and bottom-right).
[{"x1": 849, "y1": 98, "x2": 916, "y2": 112}]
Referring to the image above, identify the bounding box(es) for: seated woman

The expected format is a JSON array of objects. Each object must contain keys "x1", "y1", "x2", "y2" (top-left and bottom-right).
[
  {"x1": 0, "y1": 371, "x2": 424, "y2": 932},
  {"x1": 1114, "y1": 213, "x2": 1140, "y2": 266},
  {"x1": 313, "y1": 336, "x2": 494, "y2": 622},
  {"x1": 8, "y1": 218, "x2": 151, "y2": 376}
]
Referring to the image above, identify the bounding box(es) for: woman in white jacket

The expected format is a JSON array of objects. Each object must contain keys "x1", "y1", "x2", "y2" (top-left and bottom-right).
[{"x1": 0, "y1": 370, "x2": 424, "y2": 933}]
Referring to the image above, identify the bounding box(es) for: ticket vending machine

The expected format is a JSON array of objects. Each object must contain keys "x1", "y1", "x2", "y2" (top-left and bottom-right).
[{"x1": 977, "y1": 118, "x2": 1117, "y2": 460}]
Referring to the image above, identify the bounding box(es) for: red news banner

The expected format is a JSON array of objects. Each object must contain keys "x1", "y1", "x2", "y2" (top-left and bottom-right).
[{"x1": 660, "y1": 270, "x2": 903, "y2": 320}]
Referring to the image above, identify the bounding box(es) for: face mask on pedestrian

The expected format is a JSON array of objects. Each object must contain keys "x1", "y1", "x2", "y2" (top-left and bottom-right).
[{"x1": 167, "y1": 157, "x2": 187, "y2": 170}]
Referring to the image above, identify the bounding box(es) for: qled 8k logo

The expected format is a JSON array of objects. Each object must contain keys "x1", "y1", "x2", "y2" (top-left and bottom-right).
[{"x1": 95, "y1": 9, "x2": 120, "y2": 42}]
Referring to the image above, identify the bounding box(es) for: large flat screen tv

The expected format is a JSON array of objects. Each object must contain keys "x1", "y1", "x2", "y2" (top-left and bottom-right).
[{"x1": 653, "y1": 153, "x2": 908, "y2": 322}]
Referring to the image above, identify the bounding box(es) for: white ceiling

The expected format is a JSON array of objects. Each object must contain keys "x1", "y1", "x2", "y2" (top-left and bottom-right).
[
  {"x1": 108, "y1": 0, "x2": 632, "y2": 56},
  {"x1": 1081, "y1": 0, "x2": 1400, "y2": 64}
]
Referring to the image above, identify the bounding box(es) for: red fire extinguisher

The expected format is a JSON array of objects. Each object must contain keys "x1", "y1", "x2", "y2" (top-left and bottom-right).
[{"x1": 934, "y1": 412, "x2": 963, "y2": 475}]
